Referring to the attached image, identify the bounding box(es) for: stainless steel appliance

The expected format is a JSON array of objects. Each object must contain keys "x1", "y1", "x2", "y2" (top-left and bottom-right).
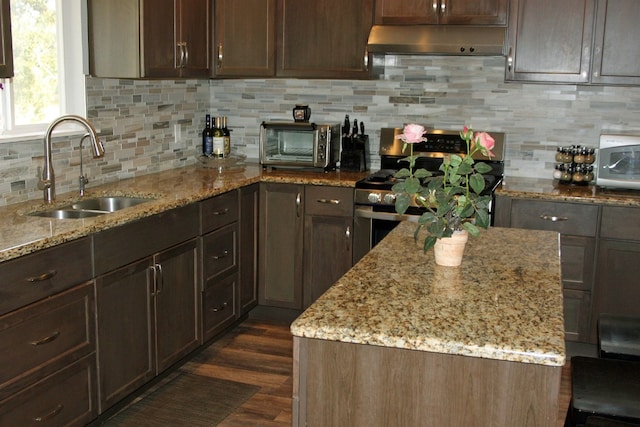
[
  {"x1": 260, "y1": 122, "x2": 341, "y2": 171},
  {"x1": 596, "y1": 133, "x2": 640, "y2": 190},
  {"x1": 353, "y1": 128, "x2": 506, "y2": 263}
]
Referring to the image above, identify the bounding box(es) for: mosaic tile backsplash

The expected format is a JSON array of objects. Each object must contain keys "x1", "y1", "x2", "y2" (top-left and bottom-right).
[{"x1": 1, "y1": 55, "x2": 640, "y2": 206}]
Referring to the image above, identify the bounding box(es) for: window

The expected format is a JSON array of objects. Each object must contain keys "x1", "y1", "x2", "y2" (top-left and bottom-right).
[{"x1": 0, "y1": 0, "x2": 86, "y2": 139}]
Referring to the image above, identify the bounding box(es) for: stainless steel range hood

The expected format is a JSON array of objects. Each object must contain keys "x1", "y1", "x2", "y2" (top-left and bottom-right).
[{"x1": 367, "y1": 25, "x2": 506, "y2": 56}]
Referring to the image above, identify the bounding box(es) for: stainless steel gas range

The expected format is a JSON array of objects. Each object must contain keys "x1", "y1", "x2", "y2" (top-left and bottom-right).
[{"x1": 353, "y1": 127, "x2": 506, "y2": 263}]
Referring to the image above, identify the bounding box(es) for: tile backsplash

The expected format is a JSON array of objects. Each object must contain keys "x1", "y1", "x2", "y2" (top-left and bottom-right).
[{"x1": 1, "y1": 55, "x2": 639, "y2": 206}]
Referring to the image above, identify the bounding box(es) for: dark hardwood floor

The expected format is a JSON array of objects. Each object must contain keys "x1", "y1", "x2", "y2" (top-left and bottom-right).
[{"x1": 107, "y1": 318, "x2": 571, "y2": 426}]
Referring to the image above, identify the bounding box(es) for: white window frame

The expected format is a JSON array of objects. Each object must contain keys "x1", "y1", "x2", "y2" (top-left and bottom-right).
[{"x1": 0, "y1": 0, "x2": 87, "y2": 142}]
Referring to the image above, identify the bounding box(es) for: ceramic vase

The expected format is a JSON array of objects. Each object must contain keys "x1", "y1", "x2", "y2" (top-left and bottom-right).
[{"x1": 433, "y1": 229, "x2": 469, "y2": 267}]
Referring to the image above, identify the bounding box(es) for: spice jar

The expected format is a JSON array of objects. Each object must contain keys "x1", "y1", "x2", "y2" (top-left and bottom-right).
[
  {"x1": 553, "y1": 164, "x2": 563, "y2": 180},
  {"x1": 572, "y1": 165, "x2": 584, "y2": 183},
  {"x1": 585, "y1": 148, "x2": 595, "y2": 164},
  {"x1": 555, "y1": 147, "x2": 565, "y2": 162},
  {"x1": 561, "y1": 164, "x2": 573, "y2": 182},
  {"x1": 561, "y1": 148, "x2": 573, "y2": 163},
  {"x1": 584, "y1": 165, "x2": 594, "y2": 182},
  {"x1": 573, "y1": 147, "x2": 586, "y2": 164}
]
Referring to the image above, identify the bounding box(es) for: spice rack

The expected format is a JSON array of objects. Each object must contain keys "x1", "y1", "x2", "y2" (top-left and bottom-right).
[{"x1": 553, "y1": 145, "x2": 596, "y2": 185}]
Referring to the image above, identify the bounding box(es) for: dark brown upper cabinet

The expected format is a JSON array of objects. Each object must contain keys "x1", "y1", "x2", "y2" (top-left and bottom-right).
[
  {"x1": 375, "y1": 0, "x2": 508, "y2": 25},
  {"x1": 0, "y1": 0, "x2": 13, "y2": 78},
  {"x1": 88, "y1": 0, "x2": 210, "y2": 78},
  {"x1": 507, "y1": 0, "x2": 640, "y2": 85},
  {"x1": 213, "y1": 0, "x2": 277, "y2": 77},
  {"x1": 506, "y1": 0, "x2": 596, "y2": 84},
  {"x1": 591, "y1": 0, "x2": 640, "y2": 85},
  {"x1": 212, "y1": 0, "x2": 374, "y2": 79}
]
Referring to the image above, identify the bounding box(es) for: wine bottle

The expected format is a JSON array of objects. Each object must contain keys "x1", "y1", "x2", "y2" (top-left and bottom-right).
[
  {"x1": 202, "y1": 114, "x2": 213, "y2": 157},
  {"x1": 212, "y1": 117, "x2": 225, "y2": 158},
  {"x1": 222, "y1": 116, "x2": 231, "y2": 157}
]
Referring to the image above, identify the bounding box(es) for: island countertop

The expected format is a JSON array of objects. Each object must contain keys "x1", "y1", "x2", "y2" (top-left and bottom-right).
[{"x1": 291, "y1": 221, "x2": 565, "y2": 366}]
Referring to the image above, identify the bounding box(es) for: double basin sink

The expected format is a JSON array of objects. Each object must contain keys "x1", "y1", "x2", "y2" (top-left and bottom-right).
[{"x1": 29, "y1": 196, "x2": 155, "y2": 219}]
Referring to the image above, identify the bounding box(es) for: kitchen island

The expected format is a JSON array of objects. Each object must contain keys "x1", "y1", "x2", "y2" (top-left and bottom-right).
[{"x1": 291, "y1": 222, "x2": 565, "y2": 427}]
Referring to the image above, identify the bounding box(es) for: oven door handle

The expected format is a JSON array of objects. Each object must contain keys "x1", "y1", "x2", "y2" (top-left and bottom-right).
[{"x1": 354, "y1": 207, "x2": 418, "y2": 222}]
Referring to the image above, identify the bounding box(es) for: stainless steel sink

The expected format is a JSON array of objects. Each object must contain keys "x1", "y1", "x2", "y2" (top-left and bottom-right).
[
  {"x1": 68, "y1": 196, "x2": 154, "y2": 212},
  {"x1": 28, "y1": 196, "x2": 155, "y2": 219}
]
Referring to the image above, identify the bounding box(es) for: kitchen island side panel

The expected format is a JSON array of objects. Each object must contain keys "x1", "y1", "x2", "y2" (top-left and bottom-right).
[{"x1": 293, "y1": 336, "x2": 561, "y2": 427}]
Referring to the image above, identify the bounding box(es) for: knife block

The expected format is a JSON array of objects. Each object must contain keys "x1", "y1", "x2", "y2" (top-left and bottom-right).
[{"x1": 340, "y1": 135, "x2": 369, "y2": 172}]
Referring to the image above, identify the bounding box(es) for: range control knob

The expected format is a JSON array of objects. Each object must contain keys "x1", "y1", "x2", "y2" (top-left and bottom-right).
[
  {"x1": 367, "y1": 192, "x2": 382, "y2": 203},
  {"x1": 383, "y1": 193, "x2": 396, "y2": 204}
]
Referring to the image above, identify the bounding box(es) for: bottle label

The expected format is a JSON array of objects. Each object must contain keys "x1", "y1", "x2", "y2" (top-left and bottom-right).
[
  {"x1": 204, "y1": 136, "x2": 213, "y2": 156},
  {"x1": 213, "y1": 137, "x2": 225, "y2": 157}
]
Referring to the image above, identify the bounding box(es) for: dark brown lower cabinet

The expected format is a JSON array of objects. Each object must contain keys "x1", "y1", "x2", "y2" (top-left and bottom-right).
[
  {"x1": 96, "y1": 239, "x2": 199, "y2": 412},
  {"x1": 239, "y1": 183, "x2": 259, "y2": 315}
]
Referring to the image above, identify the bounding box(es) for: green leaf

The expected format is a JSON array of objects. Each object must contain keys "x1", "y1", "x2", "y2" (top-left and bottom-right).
[
  {"x1": 423, "y1": 235, "x2": 438, "y2": 252},
  {"x1": 457, "y1": 162, "x2": 473, "y2": 175},
  {"x1": 418, "y1": 211, "x2": 437, "y2": 224},
  {"x1": 395, "y1": 168, "x2": 411, "y2": 178},
  {"x1": 450, "y1": 154, "x2": 463, "y2": 166},
  {"x1": 473, "y1": 161, "x2": 493, "y2": 174},
  {"x1": 469, "y1": 173, "x2": 485, "y2": 194},
  {"x1": 414, "y1": 168, "x2": 432, "y2": 179},
  {"x1": 394, "y1": 193, "x2": 410, "y2": 215},
  {"x1": 404, "y1": 176, "x2": 422, "y2": 194},
  {"x1": 391, "y1": 182, "x2": 406, "y2": 193},
  {"x1": 475, "y1": 209, "x2": 490, "y2": 228},
  {"x1": 463, "y1": 221, "x2": 480, "y2": 236}
]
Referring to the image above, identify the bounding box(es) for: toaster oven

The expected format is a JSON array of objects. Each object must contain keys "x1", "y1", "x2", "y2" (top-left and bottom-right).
[
  {"x1": 596, "y1": 134, "x2": 640, "y2": 190},
  {"x1": 260, "y1": 122, "x2": 340, "y2": 171}
]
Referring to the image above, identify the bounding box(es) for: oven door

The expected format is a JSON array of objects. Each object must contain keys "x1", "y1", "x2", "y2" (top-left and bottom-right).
[{"x1": 353, "y1": 206, "x2": 418, "y2": 264}]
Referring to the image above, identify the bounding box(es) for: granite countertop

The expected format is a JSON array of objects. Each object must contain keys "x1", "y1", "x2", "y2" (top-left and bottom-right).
[
  {"x1": 498, "y1": 176, "x2": 640, "y2": 207},
  {"x1": 0, "y1": 162, "x2": 369, "y2": 263},
  {"x1": 290, "y1": 221, "x2": 565, "y2": 367}
]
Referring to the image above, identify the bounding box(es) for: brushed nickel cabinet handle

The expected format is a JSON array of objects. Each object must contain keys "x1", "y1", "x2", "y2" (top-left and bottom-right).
[
  {"x1": 212, "y1": 208, "x2": 229, "y2": 215},
  {"x1": 155, "y1": 264, "x2": 163, "y2": 294},
  {"x1": 345, "y1": 226, "x2": 351, "y2": 251},
  {"x1": 540, "y1": 214, "x2": 568, "y2": 222},
  {"x1": 25, "y1": 270, "x2": 57, "y2": 282},
  {"x1": 363, "y1": 48, "x2": 369, "y2": 70},
  {"x1": 212, "y1": 250, "x2": 229, "y2": 260},
  {"x1": 296, "y1": 193, "x2": 302, "y2": 218},
  {"x1": 432, "y1": 0, "x2": 438, "y2": 12},
  {"x1": 217, "y1": 43, "x2": 223, "y2": 69},
  {"x1": 30, "y1": 331, "x2": 60, "y2": 346},
  {"x1": 210, "y1": 302, "x2": 228, "y2": 312},
  {"x1": 440, "y1": 0, "x2": 446, "y2": 13},
  {"x1": 317, "y1": 198, "x2": 341, "y2": 205},
  {"x1": 33, "y1": 404, "x2": 63, "y2": 422},
  {"x1": 507, "y1": 47, "x2": 513, "y2": 72}
]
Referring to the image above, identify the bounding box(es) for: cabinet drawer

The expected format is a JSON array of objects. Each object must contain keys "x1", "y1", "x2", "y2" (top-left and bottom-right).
[
  {"x1": 0, "y1": 353, "x2": 97, "y2": 427},
  {"x1": 600, "y1": 206, "x2": 640, "y2": 241},
  {"x1": 201, "y1": 190, "x2": 239, "y2": 234},
  {"x1": 93, "y1": 203, "x2": 200, "y2": 275},
  {"x1": 304, "y1": 186, "x2": 354, "y2": 217},
  {"x1": 510, "y1": 199, "x2": 598, "y2": 237},
  {"x1": 203, "y1": 273, "x2": 237, "y2": 341},
  {"x1": 0, "y1": 282, "x2": 95, "y2": 400},
  {"x1": 202, "y1": 223, "x2": 238, "y2": 279},
  {"x1": 0, "y1": 238, "x2": 92, "y2": 315}
]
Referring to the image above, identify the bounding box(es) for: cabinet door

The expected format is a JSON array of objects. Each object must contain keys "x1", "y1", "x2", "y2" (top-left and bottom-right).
[
  {"x1": 277, "y1": 0, "x2": 374, "y2": 79},
  {"x1": 560, "y1": 235, "x2": 596, "y2": 291},
  {"x1": 563, "y1": 289, "x2": 592, "y2": 342},
  {"x1": 213, "y1": 0, "x2": 276, "y2": 77},
  {"x1": 441, "y1": 0, "x2": 508, "y2": 25},
  {"x1": 506, "y1": 0, "x2": 596, "y2": 83},
  {"x1": 591, "y1": 0, "x2": 640, "y2": 85},
  {"x1": 96, "y1": 258, "x2": 155, "y2": 412},
  {"x1": 259, "y1": 183, "x2": 304, "y2": 309},
  {"x1": 303, "y1": 215, "x2": 353, "y2": 308},
  {"x1": 177, "y1": 0, "x2": 210, "y2": 77},
  {"x1": 375, "y1": 0, "x2": 438, "y2": 24},
  {"x1": 143, "y1": 0, "x2": 210, "y2": 77},
  {"x1": 0, "y1": 0, "x2": 13, "y2": 78},
  {"x1": 154, "y1": 239, "x2": 200, "y2": 374},
  {"x1": 239, "y1": 183, "x2": 259, "y2": 315}
]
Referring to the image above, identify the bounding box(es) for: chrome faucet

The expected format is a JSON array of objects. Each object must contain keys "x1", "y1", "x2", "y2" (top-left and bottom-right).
[{"x1": 40, "y1": 115, "x2": 104, "y2": 203}]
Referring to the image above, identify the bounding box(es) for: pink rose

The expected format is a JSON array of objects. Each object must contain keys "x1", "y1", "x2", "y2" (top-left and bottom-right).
[
  {"x1": 396, "y1": 124, "x2": 426, "y2": 144},
  {"x1": 475, "y1": 132, "x2": 495, "y2": 158}
]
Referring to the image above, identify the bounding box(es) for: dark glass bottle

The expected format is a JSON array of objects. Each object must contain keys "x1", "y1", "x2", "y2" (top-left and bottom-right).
[
  {"x1": 222, "y1": 116, "x2": 231, "y2": 157},
  {"x1": 202, "y1": 114, "x2": 213, "y2": 157},
  {"x1": 212, "y1": 117, "x2": 225, "y2": 158}
]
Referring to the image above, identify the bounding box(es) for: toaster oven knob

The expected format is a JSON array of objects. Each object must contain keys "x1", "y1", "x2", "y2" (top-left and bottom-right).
[
  {"x1": 383, "y1": 193, "x2": 396, "y2": 204},
  {"x1": 367, "y1": 192, "x2": 382, "y2": 203}
]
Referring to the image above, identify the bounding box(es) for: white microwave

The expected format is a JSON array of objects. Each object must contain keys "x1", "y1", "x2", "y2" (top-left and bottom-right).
[
  {"x1": 260, "y1": 122, "x2": 340, "y2": 171},
  {"x1": 596, "y1": 134, "x2": 640, "y2": 190}
]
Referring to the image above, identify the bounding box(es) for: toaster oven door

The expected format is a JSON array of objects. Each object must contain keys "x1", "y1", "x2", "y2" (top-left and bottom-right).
[
  {"x1": 260, "y1": 123, "x2": 318, "y2": 167},
  {"x1": 597, "y1": 145, "x2": 640, "y2": 189}
]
